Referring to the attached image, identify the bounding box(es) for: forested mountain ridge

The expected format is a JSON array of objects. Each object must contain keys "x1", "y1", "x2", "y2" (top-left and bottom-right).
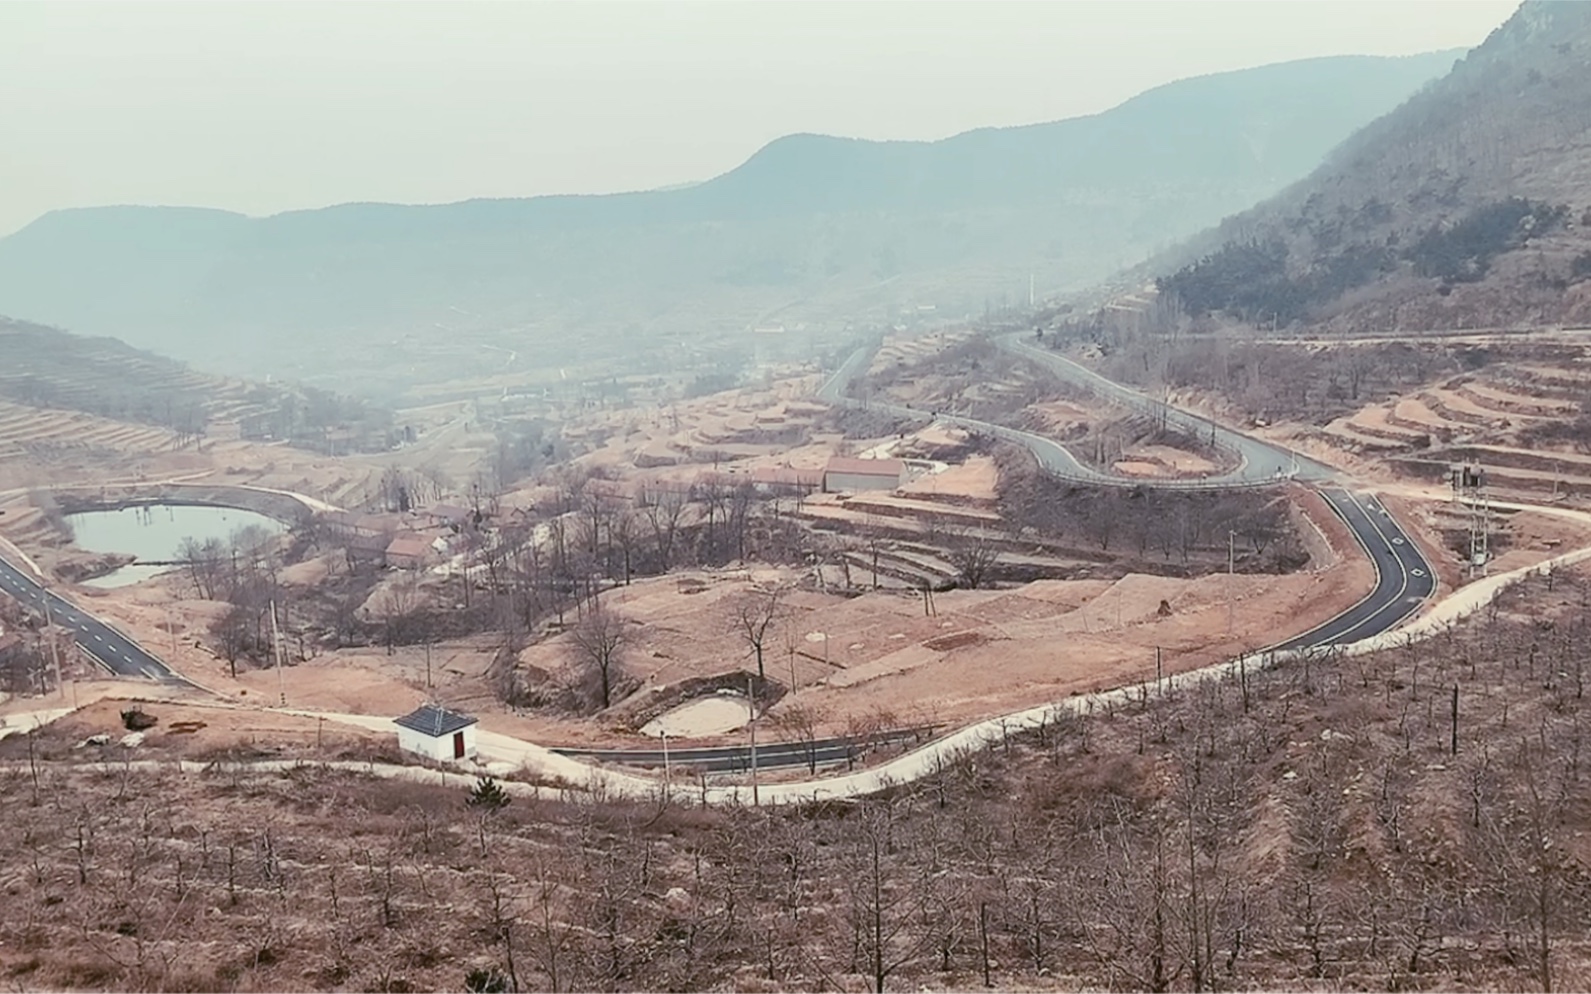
[
  {"x1": 1155, "y1": 1, "x2": 1591, "y2": 333},
  {"x1": 0, "y1": 53, "x2": 1457, "y2": 391}
]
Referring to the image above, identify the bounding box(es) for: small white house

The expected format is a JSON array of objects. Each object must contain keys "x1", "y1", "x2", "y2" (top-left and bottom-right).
[{"x1": 394, "y1": 704, "x2": 479, "y2": 762}]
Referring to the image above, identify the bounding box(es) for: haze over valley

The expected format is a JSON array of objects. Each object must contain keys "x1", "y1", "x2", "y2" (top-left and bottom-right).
[
  {"x1": 10, "y1": 4, "x2": 1591, "y2": 992},
  {"x1": 0, "y1": 52, "x2": 1456, "y2": 394}
]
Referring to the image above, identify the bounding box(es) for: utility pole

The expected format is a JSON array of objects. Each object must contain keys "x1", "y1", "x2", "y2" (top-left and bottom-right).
[
  {"x1": 41, "y1": 587, "x2": 62, "y2": 697},
  {"x1": 747, "y1": 673, "x2": 759, "y2": 806},
  {"x1": 661, "y1": 731, "x2": 671, "y2": 803},
  {"x1": 1227, "y1": 530, "x2": 1237, "y2": 634},
  {"x1": 269, "y1": 598, "x2": 286, "y2": 706},
  {"x1": 1454, "y1": 463, "x2": 1490, "y2": 578},
  {"x1": 425, "y1": 638, "x2": 433, "y2": 690}
]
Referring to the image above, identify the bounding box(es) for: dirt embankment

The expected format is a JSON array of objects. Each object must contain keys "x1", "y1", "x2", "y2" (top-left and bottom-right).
[{"x1": 0, "y1": 697, "x2": 394, "y2": 765}]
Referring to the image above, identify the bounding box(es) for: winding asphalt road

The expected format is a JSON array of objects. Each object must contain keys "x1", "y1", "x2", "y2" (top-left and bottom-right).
[
  {"x1": 1276, "y1": 488, "x2": 1436, "y2": 650},
  {"x1": 1001, "y1": 334, "x2": 1340, "y2": 485},
  {"x1": 562, "y1": 488, "x2": 1435, "y2": 774},
  {"x1": 823, "y1": 336, "x2": 1338, "y2": 488},
  {"x1": 0, "y1": 554, "x2": 184, "y2": 684},
  {"x1": 0, "y1": 337, "x2": 1434, "y2": 773},
  {"x1": 569, "y1": 340, "x2": 1435, "y2": 772}
]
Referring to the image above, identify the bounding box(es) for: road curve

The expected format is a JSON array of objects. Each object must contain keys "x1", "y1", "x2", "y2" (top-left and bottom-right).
[
  {"x1": 818, "y1": 340, "x2": 1148, "y2": 487},
  {"x1": 1000, "y1": 334, "x2": 1340, "y2": 486},
  {"x1": 562, "y1": 490, "x2": 1435, "y2": 774},
  {"x1": 821, "y1": 337, "x2": 1332, "y2": 489},
  {"x1": 1276, "y1": 488, "x2": 1435, "y2": 650},
  {"x1": 573, "y1": 341, "x2": 1435, "y2": 772},
  {"x1": 0, "y1": 339, "x2": 1434, "y2": 778},
  {"x1": 0, "y1": 554, "x2": 186, "y2": 684}
]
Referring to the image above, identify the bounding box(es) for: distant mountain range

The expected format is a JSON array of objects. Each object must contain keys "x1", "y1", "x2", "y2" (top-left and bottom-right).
[
  {"x1": 1153, "y1": 1, "x2": 1591, "y2": 333},
  {"x1": 0, "y1": 51, "x2": 1460, "y2": 395}
]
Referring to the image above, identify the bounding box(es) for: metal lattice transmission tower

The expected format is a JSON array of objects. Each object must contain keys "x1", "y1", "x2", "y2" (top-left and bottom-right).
[{"x1": 1452, "y1": 463, "x2": 1490, "y2": 577}]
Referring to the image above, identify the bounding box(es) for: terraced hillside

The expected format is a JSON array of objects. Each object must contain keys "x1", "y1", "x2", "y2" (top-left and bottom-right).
[
  {"x1": 0, "y1": 319, "x2": 220, "y2": 438},
  {"x1": 0, "y1": 400, "x2": 184, "y2": 462},
  {"x1": 1301, "y1": 343, "x2": 1591, "y2": 499},
  {"x1": 0, "y1": 318, "x2": 392, "y2": 455}
]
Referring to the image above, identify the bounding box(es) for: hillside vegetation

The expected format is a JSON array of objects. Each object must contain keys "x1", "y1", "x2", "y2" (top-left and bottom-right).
[
  {"x1": 0, "y1": 318, "x2": 392, "y2": 454},
  {"x1": 4, "y1": 566, "x2": 1591, "y2": 992},
  {"x1": 1154, "y1": 1, "x2": 1591, "y2": 333},
  {"x1": 0, "y1": 54, "x2": 1457, "y2": 392}
]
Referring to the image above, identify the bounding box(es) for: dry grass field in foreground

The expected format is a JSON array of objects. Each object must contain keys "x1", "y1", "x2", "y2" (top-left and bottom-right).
[{"x1": 4, "y1": 565, "x2": 1591, "y2": 992}]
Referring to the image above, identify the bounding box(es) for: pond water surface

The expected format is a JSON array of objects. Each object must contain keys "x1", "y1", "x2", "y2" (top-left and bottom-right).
[{"x1": 66, "y1": 504, "x2": 285, "y2": 588}]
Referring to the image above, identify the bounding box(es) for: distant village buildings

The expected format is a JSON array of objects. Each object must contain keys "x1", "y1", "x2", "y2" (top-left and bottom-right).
[
  {"x1": 822, "y1": 457, "x2": 906, "y2": 493},
  {"x1": 322, "y1": 501, "x2": 479, "y2": 571},
  {"x1": 746, "y1": 465, "x2": 824, "y2": 499}
]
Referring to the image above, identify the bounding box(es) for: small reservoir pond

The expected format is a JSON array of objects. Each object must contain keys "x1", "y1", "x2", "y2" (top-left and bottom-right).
[{"x1": 66, "y1": 504, "x2": 285, "y2": 588}]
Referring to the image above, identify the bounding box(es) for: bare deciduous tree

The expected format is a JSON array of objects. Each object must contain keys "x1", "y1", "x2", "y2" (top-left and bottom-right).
[
  {"x1": 569, "y1": 599, "x2": 628, "y2": 710},
  {"x1": 946, "y1": 528, "x2": 1001, "y2": 590},
  {"x1": 772, "y1": 702, "x2": 825, "y2": 774},
  {"x1": 733, "y1": 586, "x2": 783, "y2": 681},
  {"x1": 638, "y1": 483, "x2": 688, "y2": 571}
]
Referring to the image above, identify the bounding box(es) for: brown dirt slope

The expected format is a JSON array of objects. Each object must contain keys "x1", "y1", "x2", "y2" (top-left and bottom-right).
[{"x1": 4, "y1": 565, "x2": 1591, "y2": 992}]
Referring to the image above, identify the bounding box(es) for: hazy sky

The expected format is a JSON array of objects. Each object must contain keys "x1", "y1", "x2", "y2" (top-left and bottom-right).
[{"x1": 1, "y1": 1, "x2": 1520, "y2": 236}]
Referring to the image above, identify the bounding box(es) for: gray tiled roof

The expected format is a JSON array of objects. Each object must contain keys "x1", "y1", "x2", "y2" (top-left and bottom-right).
[{"x1": 394, "y1": 704, "x2": 478, "y2": 738}]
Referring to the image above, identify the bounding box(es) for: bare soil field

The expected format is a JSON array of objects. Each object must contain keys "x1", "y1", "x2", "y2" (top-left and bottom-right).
[
  {"x1": 10, "y1": 333, "x2": 1562, "y2": 773},
  {"x1": 0, "y1": 697, "x2": 393, "y2": 764},
  {"x1": 503, "y1": 486, "x2": 1371, "y2": 744},
  {"x1": 897, "y1": 453, "x2": 999, "y2": 501}
]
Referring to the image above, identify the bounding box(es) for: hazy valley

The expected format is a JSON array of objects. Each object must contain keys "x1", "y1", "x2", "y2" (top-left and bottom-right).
[
  {"x1": 8, "y1": 3, "x2": 1591, "y2": 991},
  {"x1": 0, "y1": 53, "x2": 1457, "y2": 397}
]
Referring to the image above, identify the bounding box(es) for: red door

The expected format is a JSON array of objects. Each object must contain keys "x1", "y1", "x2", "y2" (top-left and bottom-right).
[{"x1": 453, "y1": 731, "x2": 466, "y2": 759}]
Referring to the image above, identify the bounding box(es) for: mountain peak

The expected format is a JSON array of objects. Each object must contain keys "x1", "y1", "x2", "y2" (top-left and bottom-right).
[
  {"x1": 0, "y1": 52, "x2": 1463, "y2": 387},
  {"x1": 1154, "y1": 2, "x2": 1591, "y2": 333}
]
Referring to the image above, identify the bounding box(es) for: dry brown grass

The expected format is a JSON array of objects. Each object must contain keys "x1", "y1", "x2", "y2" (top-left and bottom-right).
[
  {"x1": 0, "y1": 698, "x2": 390, "y2": 765},
  {"x1": 7, "y1": 567, "x2": 1591, "y2": 992}
]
